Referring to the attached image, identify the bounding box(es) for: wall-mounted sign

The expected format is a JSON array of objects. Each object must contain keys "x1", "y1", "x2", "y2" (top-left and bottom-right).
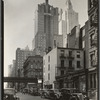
[{"x1": 38, "y1": 79, "x2": 42, "y2": 83}]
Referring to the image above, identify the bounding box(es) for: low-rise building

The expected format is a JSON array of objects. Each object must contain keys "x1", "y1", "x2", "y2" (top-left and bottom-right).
[
  {"x1": 43, "y1": 47, "x2": 85, "y2": 91},
  {"x1": 23, "y1": 55, "x2": 43, "y2": 89}
]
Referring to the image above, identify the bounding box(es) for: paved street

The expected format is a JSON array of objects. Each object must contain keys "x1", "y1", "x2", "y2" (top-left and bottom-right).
[{"x1": 16, "y1": 92, "x2": 49, "y2": 100}]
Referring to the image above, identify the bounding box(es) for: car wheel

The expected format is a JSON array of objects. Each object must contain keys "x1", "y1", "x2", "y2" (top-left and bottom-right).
[
  {"x1": 41, "y1": 95, "x2": 42, "y2": 98},
  {"x1": 59, "y1": 96, "x2": 63, "y2": 100},
  {"x1": 54, "y1": 96, "x2": 57, "y2": 100}
]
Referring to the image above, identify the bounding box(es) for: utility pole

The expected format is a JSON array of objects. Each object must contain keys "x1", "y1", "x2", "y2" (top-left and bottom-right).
[{"x1": 0, "y1": 1, "x2": 4, "y2": 100}]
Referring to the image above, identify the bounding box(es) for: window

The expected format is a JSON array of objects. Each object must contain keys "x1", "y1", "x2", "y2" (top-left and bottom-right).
[
  {"x1": 48, "y1": 64, "x2": 50, "y2": 71},
  {"x1": 69, "y1": 60, "x2": 72, "y2": 67},
  {"x1": 77, "y1": 51, "x2": 80, "y2": 58},
  {"x1": 48, "y1": 56, "x2": 50, "y2": 62},
  {"x1": 82, "y1": 29, "x2": 85, "y2": 37},
  {"x1": 61, "y1": 50, "x2": 64, "y2": 56},
  {"x1": 48, "y1": 73, "x2": 50, "y2": 80},
  {"x1": 77, "y1": 55, "x2": 80, "y2": 58},
  {"x1": 77, "y1": 61, "x2": 80, "y2": 68},
  {"x1": 90, "y1": 54, "x2": 94, "y2": 61},
  {"x1": 94, "y1": 73, "x2": 96, "y2": 88},
  {"x1": 90, "y1": 74, "x2": 93, "y2": 88},
  {"x1": 90, "y1": 33, "x2": 95, "y2": 47},
  {"x1": 90, "y1": 73, "x2": 96, "y2": 89},
  {"x1": 77, "y1": 51, "x2": 80, "y2": 53},
  {"x1": 61, "y1": 60, "x2": 64, "y2": 67},
  {"x1": 40, "y1": 72, "x2": 42, "y2": 75},
  {"x1": 69, "y1": 51, "x2": 72, "y2": 56},
  {"x1": 90, "y1": 15, "x2": 94, "y2": 27},
  {"x1": 90, "y1": 53, "x2": 95, "y2": 66},
  {"x1": 61, "y1": 70, "x2": 64, "y2": 76},
  {"x1": 82, "y1": 41, "x2": 85, "y2": 48},
  {"x1": 54, "y1": 40, "x2": 56, "y2": 47}
]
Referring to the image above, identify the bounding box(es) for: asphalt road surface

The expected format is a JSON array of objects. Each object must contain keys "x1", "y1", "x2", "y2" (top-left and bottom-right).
[{"x1": 16, "y1": 92, "x2": 49, "y2": 100}]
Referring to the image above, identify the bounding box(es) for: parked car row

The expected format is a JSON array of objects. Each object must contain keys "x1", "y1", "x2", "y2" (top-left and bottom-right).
[
  {"x1": 21, "y1": 87, "x2": 40, "y2": 96},
  {"x1": 40, "y1": 88, "x2": 89, "y2": 100},
  {"x1": 4, "y1": 87, "x2": 89, "y2": 100}
]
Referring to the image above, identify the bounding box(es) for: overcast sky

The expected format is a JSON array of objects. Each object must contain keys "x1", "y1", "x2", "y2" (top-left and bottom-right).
[{"x1": 4, "y1": 0, "x2": 88, "y2": 76}]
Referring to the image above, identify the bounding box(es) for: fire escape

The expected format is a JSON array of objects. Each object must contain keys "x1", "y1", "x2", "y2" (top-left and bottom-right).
[
  {"x1": 91, "y1": 0, "x2": 98, "y2": 46},
  {"x1": 90, "y1": 0, "x2": 98, "y2": 67}
]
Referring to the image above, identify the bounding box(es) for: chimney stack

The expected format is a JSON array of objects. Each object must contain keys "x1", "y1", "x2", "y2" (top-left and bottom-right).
[{"x1": 45, "y1": 0, "x2": 48, "y2": 4}]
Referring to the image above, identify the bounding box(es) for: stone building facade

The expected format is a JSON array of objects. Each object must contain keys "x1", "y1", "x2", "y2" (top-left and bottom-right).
[
  {"x1": 23, "y1": 55, "x2": 43, "y2": 79},
  {"x1": 43, "y1": 47, "x2": 85, "y2": 91},
  {"x1": 87, "y1": 0, "x2": 98, "y2": 99},
  {"x1": 16, "y1": 47, "x2": 35, "y2": 77},
  {"x1": 23, "y1": 55, "x2": 43, "y2": 89}
]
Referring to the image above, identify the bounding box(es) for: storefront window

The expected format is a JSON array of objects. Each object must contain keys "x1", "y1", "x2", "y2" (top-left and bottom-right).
[
  {"x1": 79, "y1": 76, "x2": 86, "y2": 92},
  {"x1": 94, "y1": 73, "x2": 96, "y2": 88},
  {"x1": 90, "y1": 74, "x2": 93, "y2": 88}
]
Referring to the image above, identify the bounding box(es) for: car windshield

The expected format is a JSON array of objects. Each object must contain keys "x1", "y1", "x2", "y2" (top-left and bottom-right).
[
  {"x1": 49, "y1": 90, "x2": 54, "y2": 93},
  {"x1": 42, "y1": 89, "x2": 49, "y2": 92},
  {"x1": 54, "y1": 89, "x2": 59, "y2": 92},
  {"x1": 73, "y1": 93, "x2": 84, "y2": 99},
  {"x1": 4, "y1": 88, "x2": 15, "y2": 95},
  {"x1": 61, "y1": 88, "x2": 77, "y2": 93}
]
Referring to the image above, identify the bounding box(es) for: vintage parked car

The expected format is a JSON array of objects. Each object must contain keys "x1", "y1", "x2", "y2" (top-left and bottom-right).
[
  {"x1": 4, "y1": 88, "x2": 20, "y2": 100},
  {"x1": 40, "y1": 89, "x2": 50, "y2": 99},
  {"x1": 59, "y1": 88, "x2": 78, "y2": 100},
  {"x1": 48, "y1": 89, "x2": 61, "y2": 100},
  {"x1": 31, "y1": 88, "x2": 39, "y2": 96},
  {"x1": 22, "y1": 88, "x2": 29, "y2": 94},
  {"x1": 59, "y1": 88, "x2": 88, "y2": 100},
  {"x1": 71, "y1": 93, "x2": 89, "y2": 100},
  {"x1": 60, "y1": 88, "x2": 79, "y2": 94}
]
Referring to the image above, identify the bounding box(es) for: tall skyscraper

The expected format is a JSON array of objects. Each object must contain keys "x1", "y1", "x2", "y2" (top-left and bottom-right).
[
  {"x1": 59, "y1": 0, "x2": 79, "y2": 47},
  {"x1": 32, "y1": 0, "x2": 59, "y2": 55}
]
